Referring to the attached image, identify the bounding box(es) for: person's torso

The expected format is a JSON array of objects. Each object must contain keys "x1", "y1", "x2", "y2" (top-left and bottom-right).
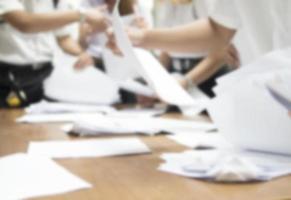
[
  {"x1": 0, "y1": 0, "x2": 56, "y2": 65},
  {"x1": 234, "y1": 0, "x2": 291, "y2": 64}
]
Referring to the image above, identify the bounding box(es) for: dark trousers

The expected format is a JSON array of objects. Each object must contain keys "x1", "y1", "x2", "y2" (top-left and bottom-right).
[{"x1": 0, "y1": 62, "x2": 53, "y2": 108}]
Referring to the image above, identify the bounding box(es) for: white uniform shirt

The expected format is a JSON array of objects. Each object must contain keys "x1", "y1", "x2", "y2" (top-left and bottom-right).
[
  {"x1": 0, "y1": 0, "x2": 69, "y2": 66},
  {"x1": 211, "y1": 0, "x2": 291, "y2": 64}
]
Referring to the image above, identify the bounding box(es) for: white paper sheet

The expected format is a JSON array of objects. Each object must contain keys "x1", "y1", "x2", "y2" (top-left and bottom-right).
[
  {"x1": 45, "y1": 53, "x2": 120, "y2": 105},
  {"x1": 167, "y1": 131, "x2": 233, "y2": 149},
  {"x1": 28, "y1": 138, "x2": 151, "y2": 158},
  {"x1": 16, "y1": 113, "x2": 104, "y2": 124},
  {"x1": 0, "y1": 154, "x2": 91, "y2": 200},
  {"x1": 107, "y1": 107, "x2": 166, "y2": 118},
  {"x1": 159, "y1": 150, "x2": 291, "y2": 182},
  {"x1": 111, "y1": 0, "x2": 208, "y2": 110},
  {"x1": 25, "y1": 101, "x2": 116, "y2": 114},
  {"x1": 208, "y1": 75, "x2": 291, "y2": 155},
  {"x1": 214, "y1": 49, "x2": 291, "y2": 95},
  {"x1": 266, "y1": 74, "x2": 291, "y2": 110},
  {"x1": 62, "y1": 115, "x2": 216, "y2": 137}
]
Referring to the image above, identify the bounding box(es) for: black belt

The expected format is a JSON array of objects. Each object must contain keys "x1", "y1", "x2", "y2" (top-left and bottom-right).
[
  {"x1": 0, "y1": 61, "x2": 52, "y2": 87},
  {"x1": 0, "y1": 61, "x2": 53, "y2": 107}
]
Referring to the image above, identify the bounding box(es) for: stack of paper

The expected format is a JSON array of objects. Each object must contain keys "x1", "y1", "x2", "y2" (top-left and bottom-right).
[
  {"x1": 159, "y1": 150, "x2": 291, "y2": 183},
  {"x1": 28, "y1": 138, "x2": 151, "y2": 158},
  {"x1": 63, "y1": 115, "x2": 216, "y2": 137},
  {"x1": 207, "y1": 48, "x2": 291, "y2": 155},
  {"x1": 0, "y1": 153, "x2": 91, "y2": 200}
]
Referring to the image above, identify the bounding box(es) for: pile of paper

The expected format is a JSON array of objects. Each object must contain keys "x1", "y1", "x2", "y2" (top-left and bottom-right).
[
  {"x1": 207, "y1": 48, "x2": 291, "y2": 155},
  {"x1": 0, "y1": 153, "x2": 91, "y2": 200},
  {"x1": 159, "y1": 149, "x2": 291, "y2": 183},
  {"x1": 63, "y1": 115, "x2": 216, "y2": 137}
]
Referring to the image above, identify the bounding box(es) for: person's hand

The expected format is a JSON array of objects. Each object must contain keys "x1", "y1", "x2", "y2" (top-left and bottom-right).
[
  {"x1": 178, "y1": 78, "x2": 188, "y2": 90},
  {"x1": 225, "y1": 44, "x2": 241, "y2": 69},
  {"x1": 289, "y1": 111, "x2": 291, "y2": 117},
  {"x1": 74, "y1": 52, "x2": 95, "y2": 70},
  {"x1": 105, "y1": 26, "x2": 146, "y2": 55},
  {"x1": 131, "y1": 17, "x2": 149, "y2": 29},
  {"x1": 84, "y1": 6, "x2": 110, "y2": 33},
  {"x1": 136, "y1": 95, "x2": 158, "y2": 108}
]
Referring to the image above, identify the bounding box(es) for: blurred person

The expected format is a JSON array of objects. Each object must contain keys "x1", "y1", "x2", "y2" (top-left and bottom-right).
[
  {"x1": 107, "y1": 0, "x2": 290, "y2": 84},
  {"x1": 153, "y1": 0, "x2": 237, "y2": 98},
  {"x1": 0, "y1": 0, "x2": 108, "y2": 108}
]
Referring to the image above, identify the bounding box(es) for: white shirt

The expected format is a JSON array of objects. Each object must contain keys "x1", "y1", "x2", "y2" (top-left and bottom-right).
[
  {"x1": 211, "y1": 0, "x2": 291, "y2": 64},
  {"x1": 0, "y1": 0, "x2": 69, "y2": 66}
]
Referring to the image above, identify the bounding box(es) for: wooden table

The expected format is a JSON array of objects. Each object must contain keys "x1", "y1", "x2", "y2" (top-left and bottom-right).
[{"x1": 0, "y1": 109, "x2": 291, "y2": 200}]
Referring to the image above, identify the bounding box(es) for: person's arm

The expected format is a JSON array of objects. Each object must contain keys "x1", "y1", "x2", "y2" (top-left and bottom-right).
[
  {"x1": 2, "y1": 8, "x2": 108, "y2": 33},
  {"x1": 180, "y1": 51, "x2": 226, "y2": 89},
  {"x1": 159, "y1": 52, "x2": 172, "y2": 70},
  {"x1": 57, "y1": 35, "x2": 94, "y2": 70},
  {"x1": 57, "y1": 35, "x2": 84, "y2": 56},
  {"x1": 127, "y1": 18, "x2": 236, "y2": 54}
]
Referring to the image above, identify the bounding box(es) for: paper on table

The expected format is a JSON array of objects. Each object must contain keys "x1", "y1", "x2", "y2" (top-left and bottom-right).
[
  {"x1": 159, "y1": 150, "x2": 291, "y2": 182},
  {"x1": 16, "y1": 113, "x2": 104, "y2": 124},
  {"x1": 111, "y1": 0, "x2": 208, "y2": 110},
  {"x1": 28, "y1": 138, "x2": 151, "y2": 158},
  {"x1": 167, "y1": 131, "x2": 233, "y2": 149},
  {"x1": 45, "y1": 53, "x2": 120, "y2": 105},
  {"x1": 0, "y1": 153, "x2": 91, "y2": 200},
  {"x1": 117, "y1": 79, "x2": 156, "y2": 97},
  {"x1": 107, "y1": 107, "x2": 166, "y2": 118},
  {"x1": 62, "y1": 115, "x2": 216, "y2": 137},
  {"x1": 25, "y1": 101, "x2": 116, "y2": 114}
]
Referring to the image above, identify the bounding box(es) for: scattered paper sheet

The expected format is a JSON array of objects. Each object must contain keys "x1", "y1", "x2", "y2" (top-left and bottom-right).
[
  {"x1": 45, "y1": 53, "x2": 120, "y2": 105},
  {"x1": 103, "y1": 48, "x2": 140, "y2": 81},
  {"x1": 0, "y1": 153, "x2": 91, "y2": 200},
  {"x1": 107, "y1": 107, "x2": 166, "y2": 118},
  {"x1": 159, "y1": 150, "x2": 291, "y2": 183},
  {"x1": 111, "y1": 0, "x2": 208, "y2": 111},
  {"x1": 28, "y1": 138, "x2": 151, "y2": 158},
  {"x1": 62, "y1": 115, "x2": 216, "y2": 137},
  {"x1": 25, "y1": 101, "x2": 116, "y2": 114},
  {"x1": 16, "y1": 113, "x2": 104, "y2": 123},
  {"x1": 167, "y1": 131, "x2": 233, "y2": 149}
]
